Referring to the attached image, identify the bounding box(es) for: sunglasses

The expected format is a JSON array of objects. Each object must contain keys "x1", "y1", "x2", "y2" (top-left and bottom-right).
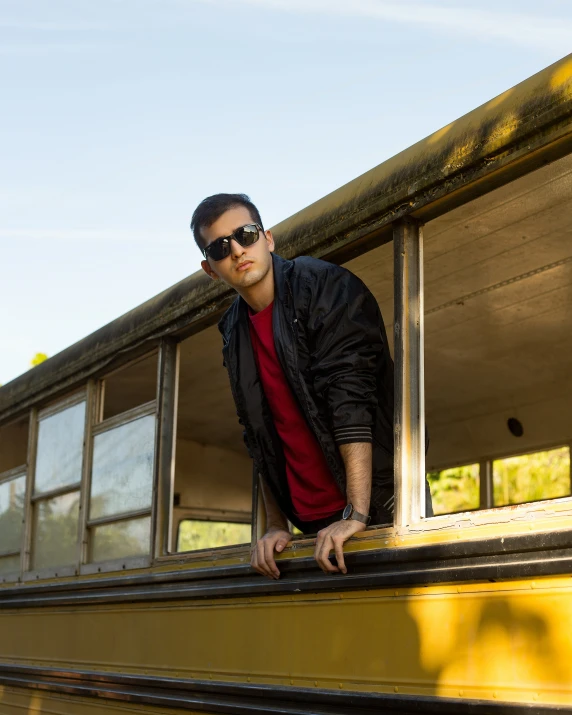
[{"x1": 202, "y1": 223, "x2": 263, "y2": 262}]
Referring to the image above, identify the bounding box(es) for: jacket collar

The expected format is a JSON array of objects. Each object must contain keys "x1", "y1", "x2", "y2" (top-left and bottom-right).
[{"x1": 218, "y1": 253, "x2": 294, "y2": 339}]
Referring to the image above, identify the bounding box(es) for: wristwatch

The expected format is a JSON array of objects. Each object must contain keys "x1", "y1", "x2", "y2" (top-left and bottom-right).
[{"x1": 342, "y1": 503, "x2": 371, "y2": 525}]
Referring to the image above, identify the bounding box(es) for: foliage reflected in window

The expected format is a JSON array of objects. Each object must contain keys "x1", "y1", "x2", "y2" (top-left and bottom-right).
[
  {"x1": 493, "y1": 447, "x2": 570, "y2": 507},
  {"x1": 90, "y1": 414, "x2": 155, "y2": 521},
  {"x1": 32, "y1": 491, "x2": 80, "y2": 570},
  {"x1": 0, "y1": 475, "x2": 25, "y2": 553},
  {"x1": 177, "y1": 520, "x2": 251, "y2": 552},
  {"x1": 427, "y1": 464, "x2": 479, "y2": 515},
  {"x1": 90, "y1": 517, "x2": 151, "y2": 563},
  {"x1": 35, "y1": 401, "x2": 86, "y2": 494}
]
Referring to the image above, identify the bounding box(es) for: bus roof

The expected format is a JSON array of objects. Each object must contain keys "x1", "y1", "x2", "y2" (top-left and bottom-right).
[{"x1": 2, "y1": 53, "x2": 572, "y2": 422}]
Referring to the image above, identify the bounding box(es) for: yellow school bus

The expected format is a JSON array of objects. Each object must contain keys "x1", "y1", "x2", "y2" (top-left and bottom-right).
[{"x1": 1, "y1": 53, "x2": 572, "y2": 715}]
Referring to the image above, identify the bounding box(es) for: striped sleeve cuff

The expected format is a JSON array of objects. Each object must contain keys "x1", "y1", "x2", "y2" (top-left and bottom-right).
[{"x1": 334, "y1": 426, "x2": 372, "y2": 445}]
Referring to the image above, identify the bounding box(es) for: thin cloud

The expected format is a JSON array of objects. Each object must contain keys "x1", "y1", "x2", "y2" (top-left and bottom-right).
[
  {"x1": 195, "y1": 0, "x2": 572, "y2": 53},
  {"x1": 0, "y1": 43, "x2": 103, "y2": 55},
  {"x1": 0, "y1": 228, "x2": 188, "y2": 244},
  {"x1": 0, "y1": 19, "x2": 103, "y2": 31}
]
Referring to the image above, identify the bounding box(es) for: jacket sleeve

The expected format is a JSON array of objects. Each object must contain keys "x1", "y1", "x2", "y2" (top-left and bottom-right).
[{"x1": 300, "y1": 261, "x2": 385, "y2": 445}]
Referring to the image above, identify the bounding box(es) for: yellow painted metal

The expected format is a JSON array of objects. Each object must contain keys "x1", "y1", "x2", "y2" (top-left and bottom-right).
[
  {"x1": 2, "y1": 573, "x2": 572, "y2": 706},
  {"x1": 0, "y1": 686, "x2": 197, "y2": 715}
]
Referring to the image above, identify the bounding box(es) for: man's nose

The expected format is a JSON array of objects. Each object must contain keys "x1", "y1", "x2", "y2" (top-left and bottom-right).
[{"x1": 230, "y1": 238, "x2": 245, "y2": 257}]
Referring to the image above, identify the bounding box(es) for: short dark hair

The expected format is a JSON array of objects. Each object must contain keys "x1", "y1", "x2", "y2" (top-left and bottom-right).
[{"x1": 190, "y1": 193, "x2": 264, "y2": 252}]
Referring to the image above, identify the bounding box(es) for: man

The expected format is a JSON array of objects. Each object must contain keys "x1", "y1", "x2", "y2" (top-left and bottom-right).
[{"x1": 192, "y1": 193, "x2": 398, "y2": 580}]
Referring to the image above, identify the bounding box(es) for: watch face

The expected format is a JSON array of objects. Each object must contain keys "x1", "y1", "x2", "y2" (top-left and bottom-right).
[{"x1": 342, "y1": 504, "x2": 353, "y2": 520}]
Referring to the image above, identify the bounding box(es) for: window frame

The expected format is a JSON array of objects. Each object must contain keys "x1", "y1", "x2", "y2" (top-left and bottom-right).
[
  {"x1": 395, "y1": 215, "x2": 572, "y2": 536},
  {"x1": 15, "y1": 347, "x2": 165, "y2": 582},
  {"x1": 23, "y1": 390, "x2": 88, "y2": 580},
  {"x1": 80, "y1": 398, "x2": 157, "y2": 574}
]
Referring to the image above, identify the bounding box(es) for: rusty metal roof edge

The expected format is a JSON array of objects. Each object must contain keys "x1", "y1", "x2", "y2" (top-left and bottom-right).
[{"x1": 2, "y1": 54, "x2": 572, "y2": 421}]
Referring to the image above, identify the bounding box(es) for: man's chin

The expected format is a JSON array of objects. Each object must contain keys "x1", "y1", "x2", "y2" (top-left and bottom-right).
[{"x1": 234, "y1": 268, "x2": 264, "y2": 288}]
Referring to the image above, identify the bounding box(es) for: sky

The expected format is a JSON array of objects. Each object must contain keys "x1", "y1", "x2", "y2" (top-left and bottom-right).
[{"x1": 1, "y1": 0, "x2": 571, "y2": 386}]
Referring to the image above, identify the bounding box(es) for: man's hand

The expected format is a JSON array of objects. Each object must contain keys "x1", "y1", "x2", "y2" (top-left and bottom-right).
[
  {"x1": 314, "y1": 519, "x2": 365, "y2": 574},
  {"x1": 250, "y1": 527, "x2": 292, "y2": 580}
]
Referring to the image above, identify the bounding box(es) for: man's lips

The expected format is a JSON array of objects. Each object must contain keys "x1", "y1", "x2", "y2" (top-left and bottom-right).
[{"x1": 236, "y1": 261, "x2": 253, "y2": 272}]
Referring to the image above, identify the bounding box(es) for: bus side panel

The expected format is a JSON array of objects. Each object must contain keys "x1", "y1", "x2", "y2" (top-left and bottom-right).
[{"x1": 1, "y1": 574, "x2": 572, "y2": 706}]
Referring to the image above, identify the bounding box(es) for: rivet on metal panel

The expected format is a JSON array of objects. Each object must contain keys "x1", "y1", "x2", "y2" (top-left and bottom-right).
[
  {"x1": 493, "y1": 692, "x2": 498, "y2": 698},
  {"x1": 314, "y1": 681, "x2": 318, "y2": 687},
  {"x1": 247, "y1": 677, "x2": 251, "y2": 682},
  {"x1": 339, "y1": 683, "x2": 343, "y2": 689},
  {"x1": 459, "y1": 690, "x2": 464, "y2": 696},
  {"x1": 290, "y1": 679, "x2": 294, "y2": 685},
  {"x1": 394, "y1": 686, "x2": 399, "y2": 693}
]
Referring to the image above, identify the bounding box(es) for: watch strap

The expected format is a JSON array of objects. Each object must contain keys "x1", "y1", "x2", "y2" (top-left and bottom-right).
[
  {"x1": 351, "y1": 508, "x2": 371, "y2": 525},
  {"x1": 343, "y1": 503, "x2": 371, "y2": 525}
]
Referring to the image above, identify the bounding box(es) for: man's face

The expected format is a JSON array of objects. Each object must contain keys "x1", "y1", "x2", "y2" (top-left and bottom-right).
[{"x1": 200, "y1": 206, "x2": 275, "y2": 290}]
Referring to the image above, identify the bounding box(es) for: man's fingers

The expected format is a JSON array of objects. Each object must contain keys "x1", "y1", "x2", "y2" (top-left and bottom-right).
[
  {"x1": 257, "y1": 540, "x2": 275, "y2": 579},
  {"x1": 263, "y1": 538, "x2": 280, "y2": 579},
  {"x1": 251, "y1": 541, "x2": 269, "y2": 578},
  {"x1": 333, "y1": 537, "x2": 347, "y2": 574},
  {"x1": 315, "y1": 532, "x2": 339, "y2": 573}
]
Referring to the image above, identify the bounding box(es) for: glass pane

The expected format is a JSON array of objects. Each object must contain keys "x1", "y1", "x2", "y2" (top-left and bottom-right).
[
  {"x1": 0, "y1": 475, "x2": 26, "y2": 552},
  {"x1": 90, "y1": 517, "x2": 150, "y2": 562},
  {"x1": 493, "y1": 447, "x2": 571, "y2": 507},
  {"x1": 427, "y1": 464, "x2": 480, "y2": 515},
  {"x1": 35, "y1": 401, "x2": 86, "y2": 494},
  {"x1": 0, "y1": 554, "x2": 20, "y2": 575},
  {"x1": 90, "y1": 415, "x2": 155, "y2": 520},
  {"x1": 32, "y1": 491, "x2": 79, "y2": 570},
  {"x1": 177, "y1": 520, "x2": 251, "y2": 552}
]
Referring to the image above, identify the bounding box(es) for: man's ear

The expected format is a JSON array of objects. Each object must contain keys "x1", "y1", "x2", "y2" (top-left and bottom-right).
[
  {"x1": 201, "y1": 259, "x2": 219, "y2": 280},
  {"x1": 265, "y1": 229, "x2": 275, "y2": 253}
]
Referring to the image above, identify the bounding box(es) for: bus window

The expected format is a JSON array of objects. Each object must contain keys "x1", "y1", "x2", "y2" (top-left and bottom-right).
[
  {"x1": 422, "y1": 152, "x2": 572, "y2": 518},
  {"x1": 100, "y1": 352, "x2": 158, "y2": 421},
  {"x1": 493, "y1": 446, "x2": 570, "y2": 507},
  {"x1": 173, "y1": 327, "x2": 252, "y2": 553},
  {"x1": 31, "y1": 398, "x2": 86, "y2": 570},
  {"x1": 427, "y1": 463, "x2": 480, "y2": 515},
  {"x1": 0, "y1": 416, "x2": 28, "y2": 577},
  {"x1": 87, "y1": 386, "x2": 157, "y2": 565},
  {"x1": 0, "y1": 469, "x2": 25, "y2": 576}
]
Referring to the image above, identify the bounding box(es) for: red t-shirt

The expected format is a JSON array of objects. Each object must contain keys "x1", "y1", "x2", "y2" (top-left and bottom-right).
[{"x1": 248, "y1": 302, "x2": 346, "y2": 522}]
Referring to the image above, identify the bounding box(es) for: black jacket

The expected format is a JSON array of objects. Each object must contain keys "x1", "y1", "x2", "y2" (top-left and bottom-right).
[{"x1": 219, "y1": 254, "x2": 395, "y2": 530}]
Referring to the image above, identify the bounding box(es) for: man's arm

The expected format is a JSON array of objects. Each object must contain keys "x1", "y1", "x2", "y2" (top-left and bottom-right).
[
  {"x1": 314, "y1": 442, "x2": 371, "y2": 574},
  {"x1": 250, "y1": 475, "x2": 292, "y2": 580},
  {"x1": 298, "y1": 261, "x2": 384, "y2": 574}
]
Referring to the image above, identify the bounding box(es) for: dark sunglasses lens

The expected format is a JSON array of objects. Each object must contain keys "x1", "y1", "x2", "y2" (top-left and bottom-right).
[
  {"x1": 207, "y1": 237, "x2": 230, "y2": 261},
  {"x1": 236, "y1": 224, "x2": 259, "y2": 247}
]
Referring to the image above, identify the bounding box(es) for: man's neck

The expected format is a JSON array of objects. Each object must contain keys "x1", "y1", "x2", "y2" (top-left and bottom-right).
[{"x1": 237, "y1": 261, "x2": 275, "y2": 313}]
